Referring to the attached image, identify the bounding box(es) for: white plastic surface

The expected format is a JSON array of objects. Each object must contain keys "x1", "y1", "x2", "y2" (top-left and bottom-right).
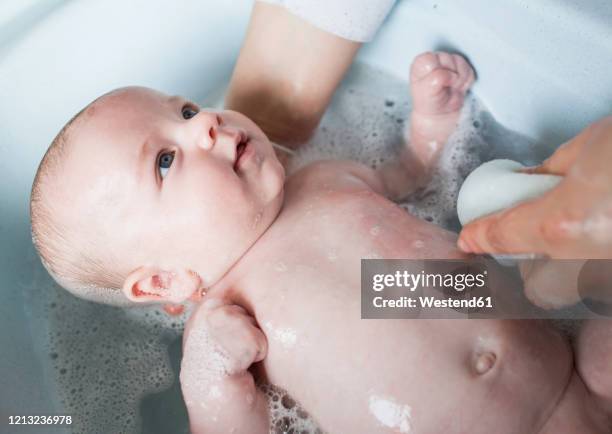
[{"x1": 358, "y1": 0, "x2": 612, "y2": 148}]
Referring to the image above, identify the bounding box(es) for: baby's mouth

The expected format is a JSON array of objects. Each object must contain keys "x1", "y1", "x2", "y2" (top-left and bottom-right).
[{"x1": 233, "y1": 135, "x2": 250, "y2": 171}]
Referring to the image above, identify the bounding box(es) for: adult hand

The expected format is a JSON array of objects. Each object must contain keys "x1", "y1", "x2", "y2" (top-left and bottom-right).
[{"x1": 458, "y1": 116, "x2": 612, "y2": 259}]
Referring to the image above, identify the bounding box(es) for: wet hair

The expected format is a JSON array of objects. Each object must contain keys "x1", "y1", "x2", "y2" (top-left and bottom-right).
[{"x1": 30, "y1": 98, "x2": 128, "y2": 298}]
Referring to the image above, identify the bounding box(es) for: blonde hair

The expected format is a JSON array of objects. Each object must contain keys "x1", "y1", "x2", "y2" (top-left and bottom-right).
[{"x1": 30, "y1": 102, "x2": 129, "y2": 302}]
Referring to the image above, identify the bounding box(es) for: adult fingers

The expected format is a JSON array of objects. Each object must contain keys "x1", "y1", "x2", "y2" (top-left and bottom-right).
[
  {"x1": 527, "y1": 116, "x2": 612, "y2": 176},
  {"x1": 458, "y1": 194, "x2": 554, "y2": 255},
  {"x1": 527, "y1": 136, "x2": 586, "y2": 176}
]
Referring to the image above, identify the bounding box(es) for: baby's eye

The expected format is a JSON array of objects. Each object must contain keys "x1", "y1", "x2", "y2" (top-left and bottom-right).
[
  {"x1": 158, "y1": 151, "x2": 175, "y2": 179},
  {"x1": 182, "y1": 104, "x2": 199, "y2": 120}
]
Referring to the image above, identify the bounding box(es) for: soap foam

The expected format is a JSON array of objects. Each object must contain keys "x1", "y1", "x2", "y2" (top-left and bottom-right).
[
  {"x1": 287, "y1": 64, "x2": 407, "y2": 176},
  {"x1": 22, "y1": 251, "x2": 191, "y2": 434},
  {"x1": 30, "y1": 303, "x2": 182, "y2": 433},
  {"x1": 368, "y1": 394, "x2": 412, "y2": 433},
  {"x1": 259, "y1": 382, "x2": 323, "y2": 434}
]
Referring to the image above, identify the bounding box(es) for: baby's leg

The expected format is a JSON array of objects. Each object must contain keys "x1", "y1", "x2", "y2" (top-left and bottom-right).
[
  {"x1": 409, "y1": 51, "x2": 475, "y2": 169},
  {"x1": 575, "y1": 320, "x2": 612, "y2": 422},
  {"x1": 536, "y1": 321, "x2": 612, "y2": 433}
]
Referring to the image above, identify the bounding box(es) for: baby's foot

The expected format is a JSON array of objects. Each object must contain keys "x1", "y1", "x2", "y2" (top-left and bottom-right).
[{"x1": 408, "y1": 51, "x2": 475, "y2": 168}]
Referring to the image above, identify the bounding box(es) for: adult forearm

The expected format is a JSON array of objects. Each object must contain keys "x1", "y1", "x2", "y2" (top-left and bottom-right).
[{"x1": 225, "y1": 2, "x2": 360, "y2": 147}]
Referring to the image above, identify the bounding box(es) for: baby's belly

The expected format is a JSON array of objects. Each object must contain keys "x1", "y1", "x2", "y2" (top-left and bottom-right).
[
  {"x1": 254, "y1": 193, "x2": 572, "y2": 433},
  {"x1": 262, "y1": 308, "x2": 571, "y2": 433}
]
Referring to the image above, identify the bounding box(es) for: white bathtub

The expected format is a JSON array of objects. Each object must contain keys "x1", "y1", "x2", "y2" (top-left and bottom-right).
[{"x1": 1, "y1": 0, "x2": 611, "y2": 432}]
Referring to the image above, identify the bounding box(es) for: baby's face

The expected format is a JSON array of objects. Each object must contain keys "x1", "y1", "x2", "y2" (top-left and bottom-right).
[{"x1": 62, "y1": 87, "x2": 285, "y2": 289}]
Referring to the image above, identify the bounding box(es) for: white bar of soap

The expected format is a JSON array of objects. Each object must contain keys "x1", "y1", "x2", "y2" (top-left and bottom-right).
[{"x1": 457, "y1": 159, "x2": 562, "y2": 226}]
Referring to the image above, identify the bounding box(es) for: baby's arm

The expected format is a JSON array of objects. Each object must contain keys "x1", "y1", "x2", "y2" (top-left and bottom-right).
[
  {"x1": 180, "y1": 298, "x2": 269, "y2": 434},
  {"x1": 376, "y1": 155, "x2": 425, "y2": 201},
  {"x1": 378, "y1": 52, "x2": 477, "y2": 201}
]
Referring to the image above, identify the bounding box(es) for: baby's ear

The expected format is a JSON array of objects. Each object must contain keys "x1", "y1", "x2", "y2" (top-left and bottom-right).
[{"x1": 122, "y1": 266, "x2": 202, "y2": 304}]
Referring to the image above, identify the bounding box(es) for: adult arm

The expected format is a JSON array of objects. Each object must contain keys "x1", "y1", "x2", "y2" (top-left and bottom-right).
[{"x1": 225, "y1": 1, "x2": 361, "y2": 147}]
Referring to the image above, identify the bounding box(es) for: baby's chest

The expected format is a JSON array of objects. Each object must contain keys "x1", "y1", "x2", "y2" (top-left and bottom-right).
[
  {"x1": 249, "y1": 200, "x2": 417, "y2": 323},
  {"x1": 282, "y1": 189, "x2": 445, "y2": 262}
]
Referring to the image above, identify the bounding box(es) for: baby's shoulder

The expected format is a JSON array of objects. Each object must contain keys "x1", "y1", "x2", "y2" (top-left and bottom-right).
[{"x1": 286, "y1": 160, "x2": 385, "y2": 197}]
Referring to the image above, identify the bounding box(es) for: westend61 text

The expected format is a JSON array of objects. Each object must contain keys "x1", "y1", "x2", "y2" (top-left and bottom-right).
[{"x1": 373, "y1": 295, "x2": 493, "y2": 309}]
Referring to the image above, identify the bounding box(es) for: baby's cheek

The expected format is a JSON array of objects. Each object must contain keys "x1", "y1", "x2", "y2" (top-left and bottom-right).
[{"x1": 261, "y1": 158, "x2": 285, "y2": 202}]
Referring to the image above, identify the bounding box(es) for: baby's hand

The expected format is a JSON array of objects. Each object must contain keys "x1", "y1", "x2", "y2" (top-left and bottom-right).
[
  {"x1": 180, "y1": 297, "x2": 270, "y2": 434},
  {"x1": 181, "y1": 297, "x2": 267, "y2": 380}
]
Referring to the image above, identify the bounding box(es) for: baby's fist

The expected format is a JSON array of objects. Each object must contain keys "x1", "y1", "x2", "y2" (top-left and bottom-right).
[{"x1": 181, "y1": 297, "x2": 267, "y2": 379}]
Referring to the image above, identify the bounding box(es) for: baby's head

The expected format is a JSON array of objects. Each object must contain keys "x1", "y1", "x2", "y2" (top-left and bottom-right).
[{"x1": 31, "y1": 87, "x2": 285, "y2": 306}]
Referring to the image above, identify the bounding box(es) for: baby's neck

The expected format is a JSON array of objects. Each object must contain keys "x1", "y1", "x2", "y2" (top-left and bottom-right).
[{"x1": 208, "y1": 201, "x2": 290, "y2": 311}]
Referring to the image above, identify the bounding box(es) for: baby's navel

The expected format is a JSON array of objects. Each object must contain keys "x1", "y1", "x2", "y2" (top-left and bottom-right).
[{"x1": 472, "y1": 351, "x2": 497, "y2": 375}]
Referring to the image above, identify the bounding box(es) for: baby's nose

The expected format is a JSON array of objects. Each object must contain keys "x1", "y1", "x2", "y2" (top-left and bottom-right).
[{"x1": 191, "y1": 111, "x2": 221, "y2": 150}]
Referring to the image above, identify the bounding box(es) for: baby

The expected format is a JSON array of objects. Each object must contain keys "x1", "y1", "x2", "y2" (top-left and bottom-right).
[{"x1": 30, "y1": 52, "x2": 612, "y2": 433}]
